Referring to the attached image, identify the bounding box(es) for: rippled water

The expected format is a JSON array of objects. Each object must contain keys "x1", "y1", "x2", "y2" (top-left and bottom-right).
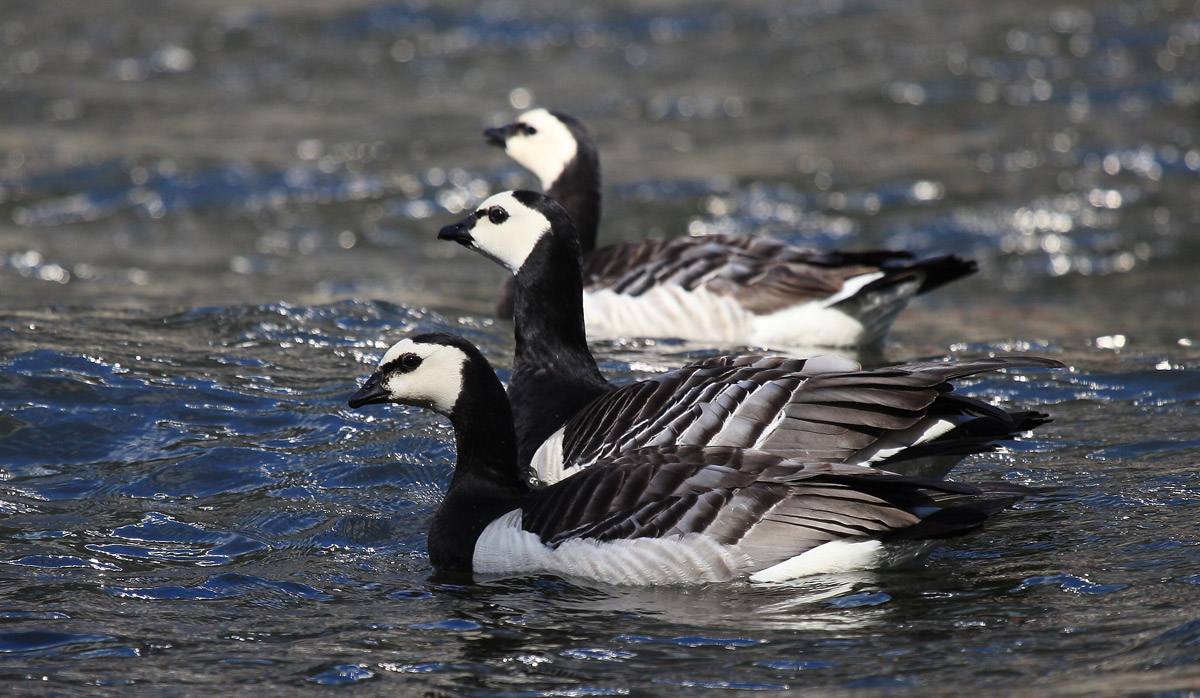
[{"x1": 2, "y1": 0, "x2": 1199, "y2": 694}]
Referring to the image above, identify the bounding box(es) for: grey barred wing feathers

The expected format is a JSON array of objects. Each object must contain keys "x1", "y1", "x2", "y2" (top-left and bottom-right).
[
  {"x1": 523, "y1": 447, "x2": 822, "y2": 545},
  {"x1": 578, "y1": 235, "x2": 976, "y2": 346},
  {"x1": 551, "y1": 354, "x2": 831, "y2": 473},
  {"x1": 531, "y1": 355, "x2": 1064, "y2": 485},
  {"x1": 509, "y1": 446, "x2": 1007, "y2": 582},
  {"x1": 582, "y1": 234, "x2": 904, "y2": 314}
]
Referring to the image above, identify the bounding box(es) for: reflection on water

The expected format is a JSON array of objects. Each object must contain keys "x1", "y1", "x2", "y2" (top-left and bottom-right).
[{"x1": 0, "y1": 0, "x2": 1199, "y2": 693}]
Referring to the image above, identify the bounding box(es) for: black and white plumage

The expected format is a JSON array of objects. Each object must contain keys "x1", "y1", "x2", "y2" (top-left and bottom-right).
[
  {"x1": 483, "y1": 108, "x2": 977, "y2": 347},
  {"x1": 528, "y1": 353, "x2": 1060, "y2": 487},
  {"x1": 439, "y1": 190, "x2": 609, "y2": 469},
  {"x1": 437, "y1": 190, "x2": 1062, "y2": 483},
  {"x1": 348, "y1": 332, "x2": 1037, "y2": 585}
]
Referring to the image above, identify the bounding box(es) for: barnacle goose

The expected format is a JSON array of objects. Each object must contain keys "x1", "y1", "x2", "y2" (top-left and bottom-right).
[
  {"x1": 348, "y1": 332, "x2": 1037, "y2": 585},
  {"x1": 437, "y1": 190, "x2": 1062, "y2": 485},
  {"x1": 483, "y1": 108, "x2": 977, "y2": 347}
]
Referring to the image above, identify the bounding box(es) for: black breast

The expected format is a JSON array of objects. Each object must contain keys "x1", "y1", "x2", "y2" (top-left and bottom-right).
[
  {"x1": 509, "y1": 364, "x2": 611, "y2": 469},
  {"x1": 427, "y1": 484, "x2": 526, "y2": 573}
]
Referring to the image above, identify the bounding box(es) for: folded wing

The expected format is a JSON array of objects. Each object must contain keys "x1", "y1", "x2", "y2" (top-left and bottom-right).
[
  {"x1": 529, "y1": 355, "x2": 1062, "y2": 484},
  {"x1": 583, "y1": 234, "x2": 975, "y2": 315},
  {"x1": 510, "y1": 446, "x2": 1024, "y2": 582}
]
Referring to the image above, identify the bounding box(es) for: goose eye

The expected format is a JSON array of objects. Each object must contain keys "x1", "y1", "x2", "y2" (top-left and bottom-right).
[
  {"x1": 487, "y1": 206, "x2": 509, "y2": 225},
  {"x1": 523, "y1": 125, "x2": 537, "y2": 135},
  {"x1": 400, "y1": 353, "x2": 422, "y2": 371}
]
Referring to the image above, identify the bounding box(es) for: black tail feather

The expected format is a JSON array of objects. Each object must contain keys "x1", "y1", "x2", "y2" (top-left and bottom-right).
[
  {"x1": 814, "y1": 473, "x2": 1033, "y2": 542},
  {"x1": 1006, "y1": 410, "x2": 1053, "y2": 433},
  {"x1": 885, "y1": 481, "x2": 1035, "y2": 541},
  {"x1": 838, "y1": 254, "x2": 977, "y2": 309},
  {"x1": 880, "y1": 401, "x2": 1053, "y2": 472},
  {"x1": 907, "y1": 255, "x2": 978, "y2": 295},
  {"x1": 884, "y1": 506, "x2": 990, "y2": 541}
]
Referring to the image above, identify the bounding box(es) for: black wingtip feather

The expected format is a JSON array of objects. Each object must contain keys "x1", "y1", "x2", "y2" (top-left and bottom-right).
[
  {"x1": 910, "y1": 255, "x2": 978, "y2": 295},
  {"x1": 1007, "y1": 410, "x2": 1053, "y2": 433},
  {"x1": 846, "y1": 254, "x2": 977, "y2": 302},
  {"x1": 888, "y1": 355, "x2": 1067, "y2": 379},
  {"x1": 883, "y1": 506, "x2": 989, "y2": 541},
  {"x1": 813, "y1": 473, "x2": 1029, "y2": 542}
]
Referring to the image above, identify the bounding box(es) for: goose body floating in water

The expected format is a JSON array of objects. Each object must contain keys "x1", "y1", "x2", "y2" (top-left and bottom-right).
[
  {"x1": 483, "y1": 109, "x2": 976, "y2": 348},
  {"x1": 349, "y1": 332, "x2": 1042, "y2": 585},
  {"x1": 437, "y1": 190, "x2": 1062, "y2": 485}
]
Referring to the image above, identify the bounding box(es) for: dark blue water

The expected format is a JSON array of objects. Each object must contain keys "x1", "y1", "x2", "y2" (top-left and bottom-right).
[{"x1": 2, "y1": 0, "x2": 1200, "y2": 693}]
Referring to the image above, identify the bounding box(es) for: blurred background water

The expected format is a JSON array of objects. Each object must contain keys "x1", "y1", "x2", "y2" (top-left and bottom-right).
[{"x1": 0, "y1": 0, "x2": 1198, "y2": 694}]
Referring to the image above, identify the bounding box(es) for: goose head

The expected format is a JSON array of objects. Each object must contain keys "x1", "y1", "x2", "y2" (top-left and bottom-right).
[
  {"x1": 437, "y1": 190, "x2": 575, "y2": 274},
  {"x1": 483, "y1": 108, "x2": 584, "y2": 190},
  {"x1": 347, "y1": 333, "x2": 472, "y2": 416}
]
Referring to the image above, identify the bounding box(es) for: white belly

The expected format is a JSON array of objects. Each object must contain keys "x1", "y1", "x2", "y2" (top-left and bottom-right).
[
  {"x1": 473, "y1": 510, "x2": 748, "y2": 585},
  {"x1": 749, "y1": 540, "x2": 934, "y2": 583},
  {"x1": 583, "y1": 285, "x2": 752, "y2": 343},
  {"x1": 473, "y1": 510, "x2": 933, "y2": 586},
  {"x1": 749, "y1": 302, "x2": 867, "y2": 348},
  {"x1": 582, "y1": 284, "x2": 877, "y2": 347}
]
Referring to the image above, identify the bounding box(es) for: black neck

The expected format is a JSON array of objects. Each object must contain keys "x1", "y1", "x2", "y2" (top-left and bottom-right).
[
  {"x1": 546, "y1": 145, "x2": 601, "y2": 254},
  {"x1": 511, "y1": 234, "x2": 605, "y2": 386},
  {"x1": 507, "y1": 225, "x2": 610, "y2": 468},
  {"x1": 427, "y1": 357, "x2": 526, "y2": 572},
  {"x1": 447, "y1": 362, "x2": 522, "y2": 489}
]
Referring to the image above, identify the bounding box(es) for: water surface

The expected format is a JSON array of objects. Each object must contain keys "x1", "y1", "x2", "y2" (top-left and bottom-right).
[{"x1": 1, "y1": 0, "x2": 1199, "y2": 694}]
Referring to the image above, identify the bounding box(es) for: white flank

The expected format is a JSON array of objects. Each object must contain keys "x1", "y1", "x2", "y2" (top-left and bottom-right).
[
  {"x1": 800, "y1": 354, "x2": 862, "y2": 375},
  {"x1": 582, "y1": 280, "x2": 899, "y2": 347},
  {"x1": 473, "y1": 510, "x2": 749, "y2": 585},
  {"x1": 751, "y1": 302, "x2": 868, "y2": 348},
  {"x1": 749, "y1": 540, "x2": 936, "y2": 583},
  {"x1": 584, "y1": 285, "x2": 752, "y2": 343},
  {"x1": 506, "y1": 109, "x2": 579, "y2": 190},
  {"x1": 750, "y1": 540, "x2": 884, "y2": 582},
  {"x1": 376, "y1": 339, "x2": 467, "y2": 414},
  {"x1": 528, "y1": 427, "x2": 565, "y2": 486},
  {"x1": 468, "y1": 191, "x2": 552, "y2": 273}
]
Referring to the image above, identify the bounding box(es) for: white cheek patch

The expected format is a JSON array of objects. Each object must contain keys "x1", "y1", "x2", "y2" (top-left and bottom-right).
[
  {"x1": 505, "y1": 109, "x2": 578, "y2": 190},
  {"x1": 377, "y1": 340, "x2": 468, "y2": 414},
  {"x1": 468, "y1": 191, "x2": 552, "y2": 273}
]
